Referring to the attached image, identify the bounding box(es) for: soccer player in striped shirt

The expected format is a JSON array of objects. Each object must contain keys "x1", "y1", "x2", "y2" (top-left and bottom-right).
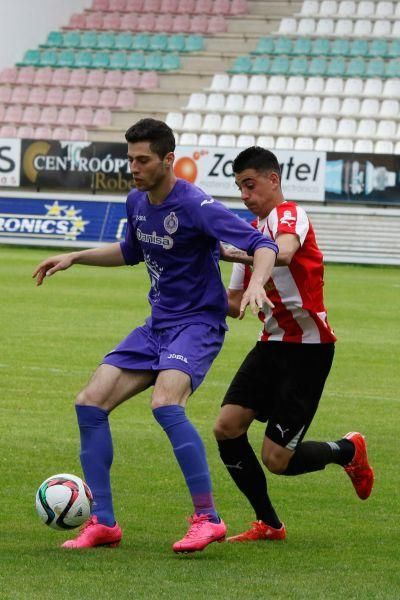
[{"x1": 215, "y1": 147, "x2": 374, "y2": 542}]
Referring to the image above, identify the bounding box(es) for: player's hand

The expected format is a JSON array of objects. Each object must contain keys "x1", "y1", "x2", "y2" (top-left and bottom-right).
[
  {"x1": 32, "y1": 254, "x2": 74, "y2": 286},
  {"x1": 239, "y1": 283, "x2": 274, "y2": 320}
]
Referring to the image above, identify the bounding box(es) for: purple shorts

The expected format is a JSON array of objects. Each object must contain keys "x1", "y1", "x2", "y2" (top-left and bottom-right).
[{"x1": 102, "y1": 322, "x2": 225, "y2": 392}]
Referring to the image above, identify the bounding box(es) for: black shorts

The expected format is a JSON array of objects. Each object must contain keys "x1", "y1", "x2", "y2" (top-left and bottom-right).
[{"x1": 222, "y1": 341, "x2": 335, "y2": 449}]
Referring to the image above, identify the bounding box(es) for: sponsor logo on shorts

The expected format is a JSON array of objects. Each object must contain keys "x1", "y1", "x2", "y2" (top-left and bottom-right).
[{"x1": 167, "y1": 353, "x2": 188, "y2": 364}]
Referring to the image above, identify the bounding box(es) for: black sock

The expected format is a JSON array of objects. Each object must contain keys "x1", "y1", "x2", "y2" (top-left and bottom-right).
[
  {"x1": 283, "y1": 439, "x2": 355, "y2": 476},
  {"x1": 217, "y1": 434, "x2": 282, "y2": 529}
]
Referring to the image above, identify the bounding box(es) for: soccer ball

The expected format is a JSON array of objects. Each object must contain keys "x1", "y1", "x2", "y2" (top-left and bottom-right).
[{"x1": 35, "y1": 473, "x2": 93, "y2": 530}]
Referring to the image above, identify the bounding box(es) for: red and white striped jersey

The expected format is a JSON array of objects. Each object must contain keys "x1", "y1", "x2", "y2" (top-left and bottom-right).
[{"x1": 229, "y1": 201, "x2": 336, "y2": 344}]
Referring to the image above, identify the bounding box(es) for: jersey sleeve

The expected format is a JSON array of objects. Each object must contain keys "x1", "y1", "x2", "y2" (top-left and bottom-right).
[
  {"x1": 228, "y1": 262, "x2": 246, "y2": 290},
  {"x1": 119, "y1": 204, "x2": 144, "y2": 266},
  {"x1": 268, "y1": 203, "x2": 309, "y2": 246},
  {"x1": 189, "y1": 196, "x2": 278, "y2": 256}
]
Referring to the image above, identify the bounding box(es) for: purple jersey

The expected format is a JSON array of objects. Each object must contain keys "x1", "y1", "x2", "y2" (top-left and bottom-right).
[{"x1": 120, "y1": 178, "x2": 278, "y2": 329}]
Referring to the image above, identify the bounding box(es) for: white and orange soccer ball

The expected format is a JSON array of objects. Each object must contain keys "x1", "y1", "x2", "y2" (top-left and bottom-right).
[{"x1": 35, "y1": 473, "x2": 93, "y2": 530}]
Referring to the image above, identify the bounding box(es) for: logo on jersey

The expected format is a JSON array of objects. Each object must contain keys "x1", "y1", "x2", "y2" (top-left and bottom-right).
[
  {"x1": 280, "y1": 210, "x2": 296, "y2": 228},
  {"x1": 164, "y1": 211, "x2": 178, "y2": 234},
  {"x1": 200, "y1": 197, "x2": 214, "y2": 207},
  {"x1": 136, "y1": 228, "x2": 173, "y2": 249}
]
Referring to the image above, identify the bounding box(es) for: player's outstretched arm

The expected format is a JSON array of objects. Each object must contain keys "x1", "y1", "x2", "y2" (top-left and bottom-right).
[
  {"x1": 239, "y1": 247, "x2": 275, "y2": 319},
  {"x1": 219, "y1": 243, "x2": 254, "y2": 265},
  {"x1": 32, "y1": 242, "x2": 126, "y2": 286}
]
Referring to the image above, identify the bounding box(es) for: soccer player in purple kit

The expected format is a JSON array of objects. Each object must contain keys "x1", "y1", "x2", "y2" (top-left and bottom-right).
[{"x1": 32, "y1": 119, "x2": 279, "y2": 553}]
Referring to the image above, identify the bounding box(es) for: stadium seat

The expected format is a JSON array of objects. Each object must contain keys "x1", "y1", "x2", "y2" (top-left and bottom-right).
[
  {"x1": 229, "y1": 56, "x2": 252, "y2": 74},
  {"x1": 93, "y1": 108, "x2": 112, "y2": 127},
  {"x1": 21, "y1": 105, "x2": 41, "y2": 125},
  {"x1": 317, "y1": 18, "x2": 335, "y2": 36},
  {"x1": 74, "y1": 51, "x2": 93, "y2": 69},
  {"x1": 292, "y1": 37, "x2": 312, "y2": 56},
  {"x1": 167, "y1": 34, "x2": 186, "y2": 53},
  {"x1": 186, "y1": 93, "x2": 207, "y2": 110},
  {"x1": 67, "y1": 69, "x2": 87, "y2": 87},
  {"x1": 320, "y1": 0, "x2": 338, "y2": 15},
  {"x1": 357, "y1": 118, "x2": 377, "y2": 137},
  {"x1": 380, "y1": 99, "x2": 398, "y2": 118},
  {"x1": 76, "y1": 108, "x2": 94, "y2": 127},
  {"x1": 366, "y1": 58, "x2": 385, "y2": 78},
  {"x1": 269, "y1": 56, "x2": 289, "y2": 76},
  {"x1": 203, "y1": 113, "x2": 222, "y2": 131},
  {"x1": 190, "y1": 15, "x2": 209, "y2": 34},
  {"x1": 281, "y1": 95, "x2": 302, "y2": 114},
  {"x1": 301, "y1": 97, "x2": 321, "y2": 115},
  {"x1": 181, "y1": 112, "x2": 202, "y2": 131},
  {"x1": 10, "y1": 85, "x2": 29, "y2": 104},
  {"x1": 198, "y1": 133, "x2": 217, "y2": 146},
  {"x1": 57, "y1": 107, "x2": 76, "y2": 126},
  {"x1": 314, "y1": 137, "x2": 334, "y2": 150},
  {"x1": 273, "y1": 37, "x2": 293, "y2": 55},
  {"x1": 330, "y1": 39, "x2": 350, "y2": 57},
  {"x1": 334, "y1": 138, "x2": 353, "y2": 151},
  {"x1": 120, "y1": 14, "x2": 139, "y2": 31},
  {"x1": 116, "y1": 89, "x2": 135, "y2": 108},
  {"x1": 278, "y1": 18, "x2": 297, "y2": 35},
  {"x1": 28, "y1": 86, "x2": 46, "y2": 105},
  {"x1": 217, "y1": 134, "x2": 236, "y2": 147},
  {"x1": 225, "y1": 93, "x2": 244, "y2": 112},
  {"x1": 263, "y1": 94, "x2": 283, "y2": 113},
  {"x1": 161, "y1": 54, "x2": 181, "y2": 71},
  {"x1": 346, "y1": 58, "x2": 366, "y2": 78},
  {"x1": 368, "y1": 40, "x2": 388, "y2": 59},
  {"x1": 240, "y1": 115, "x2": 259, "y2": 134},
  {"x1": 300, "y1": 1, "x2": 319, "y2": 15},
  {"x1": 229, "y1": 73, "x2": 248, "y2": 92},
  {"x1": 62, "y1": 88, "x2": 82, "y2": 107},
  {"x1": 317, "y1": 117, "x2": 337, "y2": 136},
  {"x1": 256, "y1": 135, "x2": 275, "y2": 147},
  {"x1": 40, "y1": 49, "x2": 58, "y2": 68},
  {"x1": 326, "y1": 57, "x2": 346, "y2": 77},
  {"x1": 243, "y1": 94, "x2": 263, "y2": 113},
  {"x1": 205, "y1": 93, "x2": 225, "y2": 111},
  {"x1": 259, "y1": 115, "x2": 279, "y2": 134},
  {"x1": 178, "y1": 0, "x2": 196, "y2": 12},
  {"x1": 52, "y1": 126, "x2": 71, "y2": 140},
  {"x1": 372, "y1": 20, "x2": 391, "y2": 38},
  {"x1": 279, "y1": 116, "x2": 298, "y2": 134},
  {"x1": 80, "y1": 32, "x2": 98, "y2": 50},
  {"x1": 139, "y1": 71, "x2": 159, "y2": 88},
  {"x1": 382, "y1": 79, "x2": 400, "y2": 97},
  {"x1": 325, "y1": 76, "x2": 345, "y2": 95},
  {"x1": 39, "y1": 106, "x2": 58, "y2": 125},
  {"x1": 320, "y1": 97, "x2": 341, "y2": 115},
  {"x1": 97, "y1": 33, "x2": 115, "y2": 50},
  {"x1": 337, "y1": 118, "x2": 357, "y2": 137},
  {"x1": 275, "y1": 136, "x2": 294, "y2": 149},
  {"x1": 17, "y1": 67, "x2": 36, "y2": 85},
  {"x1": 310, "y1": 38, "x2": 330, "y2": 56},
  {"x1": 294, "y1": 137, "x2": 314, "y2": 150},
  {"x1": 360, "y1": 98, "x2": 379, "y2": 117},
  {"x1": 297, "y1": 18, "x2": 316, "y2": 34},
  {"x1": 45, "y1": 87, "x2": 64, "y2": 106},
  {"x1": 208, "y1": 74, "x2": 229, "y2": 92},
  {"x1": 237, "y1": 134, "x2": 256, "y2": 148},
  {"x1": 154, "y1": 15, "x2": 174, "y2": 33},
  {"x1": 334, "y1": 19, "x2": 353, "y2": 36},
  {"x1": 376, "y1": 119, "x2": 396, "y2": 137},
  {"x1": 338, "y1": 1, "x2": 356, "y2": 16},
  {"x1": 374, "y1": 140, "x2": 394, "y2": 154},
  {"x1": 353, "y1": 19, "x2": 372, "y2": 37},
  {"x1": 343, "y1": 77, "x2": 363, "y2": 96},
  {"x1": 354, "y1": 139, "x2": 373, "y2": 153},
  {"x1": 253, "y1": 37, "x2": 274, "y2": 55},
  {"x1": 115, "y1": 33, "x2": 133, "y2": 51},
  {"x1": 298, "y1": 117, "x2": 317, "y2": 135},
  {"x1": 308, "y1": 57, "x2": 328, "y2": 77},
  {"x1": 363, "y1": 78, "x2": 383, "y2": 97},
  {"x1": 341, "y1": 97, "x2": 361, "y2": 116},
  {"x1": 220, "y1": 114, "x2": 240, "y2": 132},
  {"x1": 126, "y1": 53, "x2": 145, "y2": 70},
  {"x1": 34, "y1": 125, "x2": 52, "y2": 139},
  {"x1": 92, "y1": 52, "x2": 110, "y2": 70},
  {"x1": 248, "y1": 74, "x2": 268, "y2": 93},
  {"x1": 289, "y1": 57, "x2": 308, "y2": 76},
  {"x1": 166, "y1": 111, "x2": 184, "y2": 129},
  {"x1": 384, "y1": 59, "x2": 400, "y2": 78},
  {"x1": 230, "y1": 0, "x2": 248, "y2": 15},
  {"x1": 251, "y1": 56, "x2": 271, "y2": 75},
  {"x1": 98, "y1": 89, "x2": 118, "y2": 108},
  {"x1": 304, "y1": 76, "x2": 324, "y2": 94}
]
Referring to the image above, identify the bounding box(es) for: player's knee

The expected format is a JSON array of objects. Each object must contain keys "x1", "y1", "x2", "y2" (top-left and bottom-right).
[
  {"x1": 262, "y1": 450, "x2": 290, "y2": 474},
  {"x1": 213, "y1": 417, "x2": 244, "y2": 440},
  {"x1": 75, "y1": 387, "x2": 99, "y2": 407},
  {"x1": 151, "y1": 391, "x2": 175, "y2": 410}
]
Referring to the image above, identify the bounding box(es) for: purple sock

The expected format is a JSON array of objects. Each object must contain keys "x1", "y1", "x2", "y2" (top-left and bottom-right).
[
  {"x1": 75, "y1": 405, "x2": 115, "y2": 527},
  {"x1": 153, "y1": 405, "x2": 219, "y2": 522}
]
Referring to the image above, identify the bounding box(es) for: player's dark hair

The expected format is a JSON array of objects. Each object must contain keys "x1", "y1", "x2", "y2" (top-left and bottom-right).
[
  {"x1": 125, "y1": 118, "x2": 175, "y2": 158},
  {"x1": 233, "y1": 146, "x2": 281, "y2": 181}
]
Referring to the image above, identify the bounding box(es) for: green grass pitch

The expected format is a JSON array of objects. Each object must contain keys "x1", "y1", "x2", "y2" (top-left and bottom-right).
[{"x1": 1, "y1": 245, "x2": 399, "y2": 599}]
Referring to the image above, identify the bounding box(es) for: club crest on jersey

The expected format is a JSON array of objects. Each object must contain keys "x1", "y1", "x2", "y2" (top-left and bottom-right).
[
  {"x1": 280, "y1": 210, "x2": 296, "y2": 228},
  {"x1": 164, "y1": 211, "x2": 178, "y2": 235}
]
